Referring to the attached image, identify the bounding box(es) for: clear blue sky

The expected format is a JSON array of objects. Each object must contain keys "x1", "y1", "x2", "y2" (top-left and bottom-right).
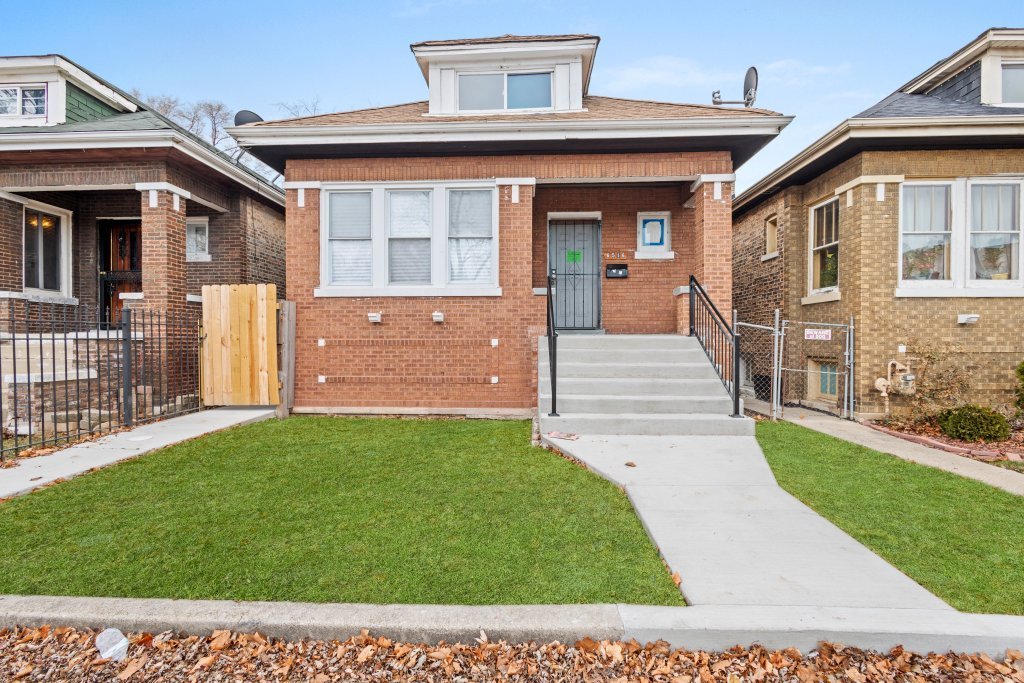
[{"x1": 5, "y1": 0, "x2": 1022, "y2": 189}]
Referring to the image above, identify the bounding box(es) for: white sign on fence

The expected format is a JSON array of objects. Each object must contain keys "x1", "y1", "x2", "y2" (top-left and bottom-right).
[{"x1": 804, "y1": 328, "x2": 832, "y2": 341}]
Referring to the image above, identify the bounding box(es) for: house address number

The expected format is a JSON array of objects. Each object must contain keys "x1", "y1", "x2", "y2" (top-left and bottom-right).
[{"x1": 604, "y1": 252, "x2": 627, "y2": 259}]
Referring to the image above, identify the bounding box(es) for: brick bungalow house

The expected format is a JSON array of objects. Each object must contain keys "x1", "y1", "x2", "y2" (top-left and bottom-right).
[
  {"x1": 732, "y1": 28, "x2": 1024, "y2": 418},
  {"x1": 231, "y1": 34, "x2": 791, "y2": 425},
  {"x1": 0, "y1": 55, "x2": 286, "y2": 321}
]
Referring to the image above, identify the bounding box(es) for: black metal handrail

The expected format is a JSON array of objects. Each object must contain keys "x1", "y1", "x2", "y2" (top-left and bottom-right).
[
  {"x1": 545, "y1": 268, "x2": 558, "y2": 417},
  {"x1": 688, "y1": 275, "x2": 741, "y2": 417}
]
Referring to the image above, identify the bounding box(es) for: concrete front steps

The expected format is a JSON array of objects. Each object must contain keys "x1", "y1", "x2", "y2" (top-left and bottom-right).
[{"x1": 538, "y1": 335, "x2": 753, "y2": 437}]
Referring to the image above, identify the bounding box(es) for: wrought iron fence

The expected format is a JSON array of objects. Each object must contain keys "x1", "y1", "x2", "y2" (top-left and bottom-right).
[{"x1": 1, "y1": 302, "x2": 201, "y2": 461}]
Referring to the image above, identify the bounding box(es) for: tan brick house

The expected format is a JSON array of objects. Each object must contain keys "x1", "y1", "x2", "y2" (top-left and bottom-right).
[
  {"x1": 0, "y1": 55, "x2": 285, "y2": 322},
  {"x1": 733, "y1": 28, "x2": 1024, "y2": 418},
  {"x1": 231, "y1": 35, "x2": 791, "y2": 418}
]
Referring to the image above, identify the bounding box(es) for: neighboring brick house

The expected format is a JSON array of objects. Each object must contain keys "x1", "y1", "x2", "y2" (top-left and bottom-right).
[
  {"x1": 733, "y1": 28, "x2": 1024, "y2": 418},
  {"x1": 232, "y1": 34, "x2": 791, "y2": 415},
  {"x1": 0, "y1": 55, "x2": 285, "y2": 322}
]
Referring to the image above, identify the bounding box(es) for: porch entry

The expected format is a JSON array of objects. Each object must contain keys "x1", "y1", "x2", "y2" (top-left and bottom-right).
[
  {"x1": 98, "y1": 219, "x2": 141, "y2": 323},
  {"x1": 548, "y1": 219, "x2": 601, "y2": 330}
]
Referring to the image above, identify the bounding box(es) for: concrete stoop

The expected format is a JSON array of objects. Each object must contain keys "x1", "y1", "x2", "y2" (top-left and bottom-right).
[
  {"x1": 1, "y1": 595, "x2": 1021, "y2": 656},
  {"x1": 538, "y1": 335, "x2": 753, "y2": 437}
]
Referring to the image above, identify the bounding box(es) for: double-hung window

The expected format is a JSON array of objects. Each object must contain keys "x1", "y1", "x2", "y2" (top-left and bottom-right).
[
  {"x1": 186, "y1": 217, "x2": 211, "y2": 262},
  {"x1": 970, "y1": 183, "x2": 1020, "y2": 282},
  {"x1": 326, "y1": 192, "x2": 373, "y2": 286},
  {"x1": 900, "y1": 184, "x2": 952, "y2": 282},
  {"x1": 898, "y1": 179, "x2": 1023, "y2": 295},
  {"x1": 809, "y1": 199, "x2": 839, "y2": 292},
  {"x1": 0, "y1": 85, "x2": 46, "y2": 117},
  {"x1": 388, "y1": 190, "x2": 432, "y2": 284},
  {"x1": 448, "y1": 190, "x2": 494, "y2": 283},
  {"x1": 318, "y1": 182, "x2": 499, "y2": 296},
  {"x1": 1002, "y1": 63, "x2": 1024, "y2": 105},
  {"x1": 458, "y1": 72, "x2": 552, "y2": 112}
]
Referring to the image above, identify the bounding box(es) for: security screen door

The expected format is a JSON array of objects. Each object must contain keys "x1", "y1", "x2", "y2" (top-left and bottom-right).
[{"x1": 548, "y1": 219, "x2": 601, "y2": 330}]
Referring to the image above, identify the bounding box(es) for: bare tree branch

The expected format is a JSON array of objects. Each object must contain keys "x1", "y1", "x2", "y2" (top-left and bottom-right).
[{"x1": 275, "y1": 98, "x2": 321, "y2": 118}]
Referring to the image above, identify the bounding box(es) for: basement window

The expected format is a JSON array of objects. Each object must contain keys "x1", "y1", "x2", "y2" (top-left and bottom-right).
[{"x1": 0, "y1": 85, "x2": 46, "y2": 117}]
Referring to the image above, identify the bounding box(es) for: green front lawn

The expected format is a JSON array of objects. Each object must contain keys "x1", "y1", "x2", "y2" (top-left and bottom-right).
[
  {"x1": 757, "y1": 420, "x2": 1024, "y2": 615},
  {"x1": 0, "y1": 417, "x2": 682, "y2": 606}
]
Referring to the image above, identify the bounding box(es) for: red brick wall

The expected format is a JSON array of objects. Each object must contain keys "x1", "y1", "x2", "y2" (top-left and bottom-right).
[
  {"x1": 0, "y1": 197, "x2": 22, "y2": 292},
  {"x1": 285, "y1": 151, "x2": 730, "y2": 411},
  {"x1": 532, "y1": 185, "x2": 692, "y2": 334}
]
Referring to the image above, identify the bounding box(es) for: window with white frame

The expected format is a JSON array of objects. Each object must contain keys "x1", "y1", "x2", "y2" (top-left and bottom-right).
[
  {"x1": 448, "y1": 190, "x2": 494, "y2": 283},
  {"x1": 809, "y1": 199, "x2": 839, "y2": 292},
  {"x1": 186, "y1": 218, "x2": 210, "y2": 261},
  {"x1": 900, "y1": 184, "x2": 951, "y2": 281},
  {"x1": 457, "y1": 72, "x2": 552, "y2": 112},
  {"x1": 0, "y1": 85, "x2": 46, "y2": 117},
  {"x1": 970, "y1": 183, "x2": 1019, "y2": 281},
  {"x1": 636, "y1": 211, "x2": 672, "y2": 258},
  {"x1": 1002, "y1": 63, "x2": 1024, "y2": 104},
  {"x1": 23, "y1": 207, "x2": 67, "y2": 294},
  {"x1": 326, "y1": 191, "x2": 373, "y2": 286},
  {"x1": 899, "y1": 179, "x2": 1023, "y2": 292},
  {"x1": 319, "y1": 182, "x2": 498, "y2": 296}
]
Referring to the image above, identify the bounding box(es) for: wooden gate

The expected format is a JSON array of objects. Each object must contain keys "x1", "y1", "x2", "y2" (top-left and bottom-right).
[{"x1": 200, "y1": 284, "x2": 280, "y2": 406}]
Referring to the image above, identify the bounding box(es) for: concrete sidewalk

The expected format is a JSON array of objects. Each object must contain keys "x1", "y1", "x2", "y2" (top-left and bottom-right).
[
  {"x1": 544, "y1": 433, "x2": 950, "y2": 611},
  {"x1": 0, "y1": 407, "x2": 276, "y2": 499},
  {"x1": 775, "y1": 406, "x2": 1024, "y2": 496}
]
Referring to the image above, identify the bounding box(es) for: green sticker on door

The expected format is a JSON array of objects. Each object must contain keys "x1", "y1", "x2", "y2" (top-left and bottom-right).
[{"x1": 565, "y1": 250, "x2": 582, "y2": 263}]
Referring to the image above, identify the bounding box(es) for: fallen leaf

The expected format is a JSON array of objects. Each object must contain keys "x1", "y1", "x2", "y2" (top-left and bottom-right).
[
  {"x1": 209, "y1": 630, "x2": 232, "y2": 650},
  {"x1": 671, "y1": 572, "x2": 682, "y2": 586},
  {"x1": 118, "y1": 655, "x2": 147, "y2": 680},
  {"x1": 625, "y1": 461, "x2": 637, "y2": 467}
]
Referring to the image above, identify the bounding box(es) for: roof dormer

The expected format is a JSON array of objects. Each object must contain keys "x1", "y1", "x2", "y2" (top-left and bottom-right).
[
  {"x1": 410, "y1": 34, "x2": 599, "y2": 116},
  {"x1": 900, "y1": 28, "x2": 1024, "y2": 106},
  {"x1": 0, "y1": 55, "x2": 137, "y2": 128}
]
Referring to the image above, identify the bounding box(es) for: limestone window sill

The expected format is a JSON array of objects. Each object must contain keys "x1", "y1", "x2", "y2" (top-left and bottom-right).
[
  {"x1": 800, "y1": 290, "x2": 841, "y2": 305},
  {"x1": 761, "y1": 251, "x2": 779, "y2": 262}
]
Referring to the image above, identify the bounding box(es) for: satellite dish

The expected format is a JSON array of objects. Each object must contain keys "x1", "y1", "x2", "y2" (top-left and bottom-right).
[
  {"x1": 234, "y1": 110, "x2": 264, "y2": 126},
  {"x1": 711, "y1": 66, "x2": 758, "y2": 107},
  {"x1": 743, "y1": 66, "x2": 758, "y2": 107}
]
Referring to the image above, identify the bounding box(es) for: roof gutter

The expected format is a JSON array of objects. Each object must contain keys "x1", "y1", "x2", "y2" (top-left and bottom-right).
[
  {"x1": 228, "y1": 115, "x2": 793, "y2": 147},
  {"x1": 734, "y1": 114, "x2": 1024, "y2": 214},
  {"x1": 0, "y1": 129, "x2": 284, "y2": 207}
]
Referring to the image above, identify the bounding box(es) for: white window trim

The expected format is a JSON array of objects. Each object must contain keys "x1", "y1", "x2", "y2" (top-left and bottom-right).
[
  {"x1": 994, "y1": 59, "x2": 1024, "y2": 107},
  {"x1": 807, "y1": 197, "x2": 840, "y2": 296},
  {"x1": 186, "y1": 216, "x2": 212, "y2": 262},
  {"x1": 896, "y1": 177, "x2": 1024, "y2": 296},
  {"x1": 21, "y1": 198, "x2": 72, "y2": 299},
  {"x1": 315, "y1": 180, "x2": 501, "y2": 298},
  {"x1": 456, "y1": 69, "x2": 555, "y2": 114},
  {"x1": 0, "y1": 83, "x2": 47, "y2": 119},
  {"x1": 635, "y1": 211, "x2": 673, "y2": 260}
]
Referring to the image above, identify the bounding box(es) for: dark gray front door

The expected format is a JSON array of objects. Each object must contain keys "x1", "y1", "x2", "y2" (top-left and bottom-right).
[{"x1": 549, "y1": 219, "x2": 601, "y2": 330}]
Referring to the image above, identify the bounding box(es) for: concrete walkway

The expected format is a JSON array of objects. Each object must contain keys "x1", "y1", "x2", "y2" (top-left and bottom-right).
[
  {"x1": 543, "y1": 433, "x2": 951, "y2": 610},
  {"x1": 778, "y1": 406, "x2": 1024, "y2": 496},
  {"x1": 0, "y1": 407, "x2": 276, "y2": 499}
]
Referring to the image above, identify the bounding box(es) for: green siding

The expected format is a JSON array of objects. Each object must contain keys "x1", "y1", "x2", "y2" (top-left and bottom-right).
[{"x1": 65, "y1": 83, "x2": 120, "y2": 123}]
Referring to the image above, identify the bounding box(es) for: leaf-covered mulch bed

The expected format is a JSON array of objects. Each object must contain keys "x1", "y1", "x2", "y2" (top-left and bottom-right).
[
  {"x1": 873, "y1": 418, "x2": 1024, "y2": 463},
  {"x1": 3, "y1": 626, "x2": 1024, "y2": 682}
]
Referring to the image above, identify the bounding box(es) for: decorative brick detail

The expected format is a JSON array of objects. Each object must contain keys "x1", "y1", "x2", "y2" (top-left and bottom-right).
[{"x1": 286, "y1": 151, "x2": 732, "y2": 411}]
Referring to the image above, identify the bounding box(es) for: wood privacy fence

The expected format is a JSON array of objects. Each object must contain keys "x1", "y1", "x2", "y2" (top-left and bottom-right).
[{"x1": 200, "y1": 284, "x2": 280, "y2": 406}]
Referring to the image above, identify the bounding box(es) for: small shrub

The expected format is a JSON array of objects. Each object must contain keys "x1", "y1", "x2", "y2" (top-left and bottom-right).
[{"x1": 938, "y1": 404, "x2": 1011, "y2": 443}]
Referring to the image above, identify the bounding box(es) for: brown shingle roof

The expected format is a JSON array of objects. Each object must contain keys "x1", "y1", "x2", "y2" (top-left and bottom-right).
[
  {"x1": 410, "y1": 34, "x2": 598, "y2": 48},
  {"x1": 250, "y1": 96, "x2": 781, "y2": 128}
]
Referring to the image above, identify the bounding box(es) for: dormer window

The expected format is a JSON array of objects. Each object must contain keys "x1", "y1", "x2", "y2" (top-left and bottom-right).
[
  {"x1": 0, "y1": 85, "x2": 46, "y2": 117},
  {"x1": 457, "y1": 71, "x2": 552, "y2": 112},
  {"x1": 1002, "y1": 63, "x2": 1024, "y2": 105}
]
